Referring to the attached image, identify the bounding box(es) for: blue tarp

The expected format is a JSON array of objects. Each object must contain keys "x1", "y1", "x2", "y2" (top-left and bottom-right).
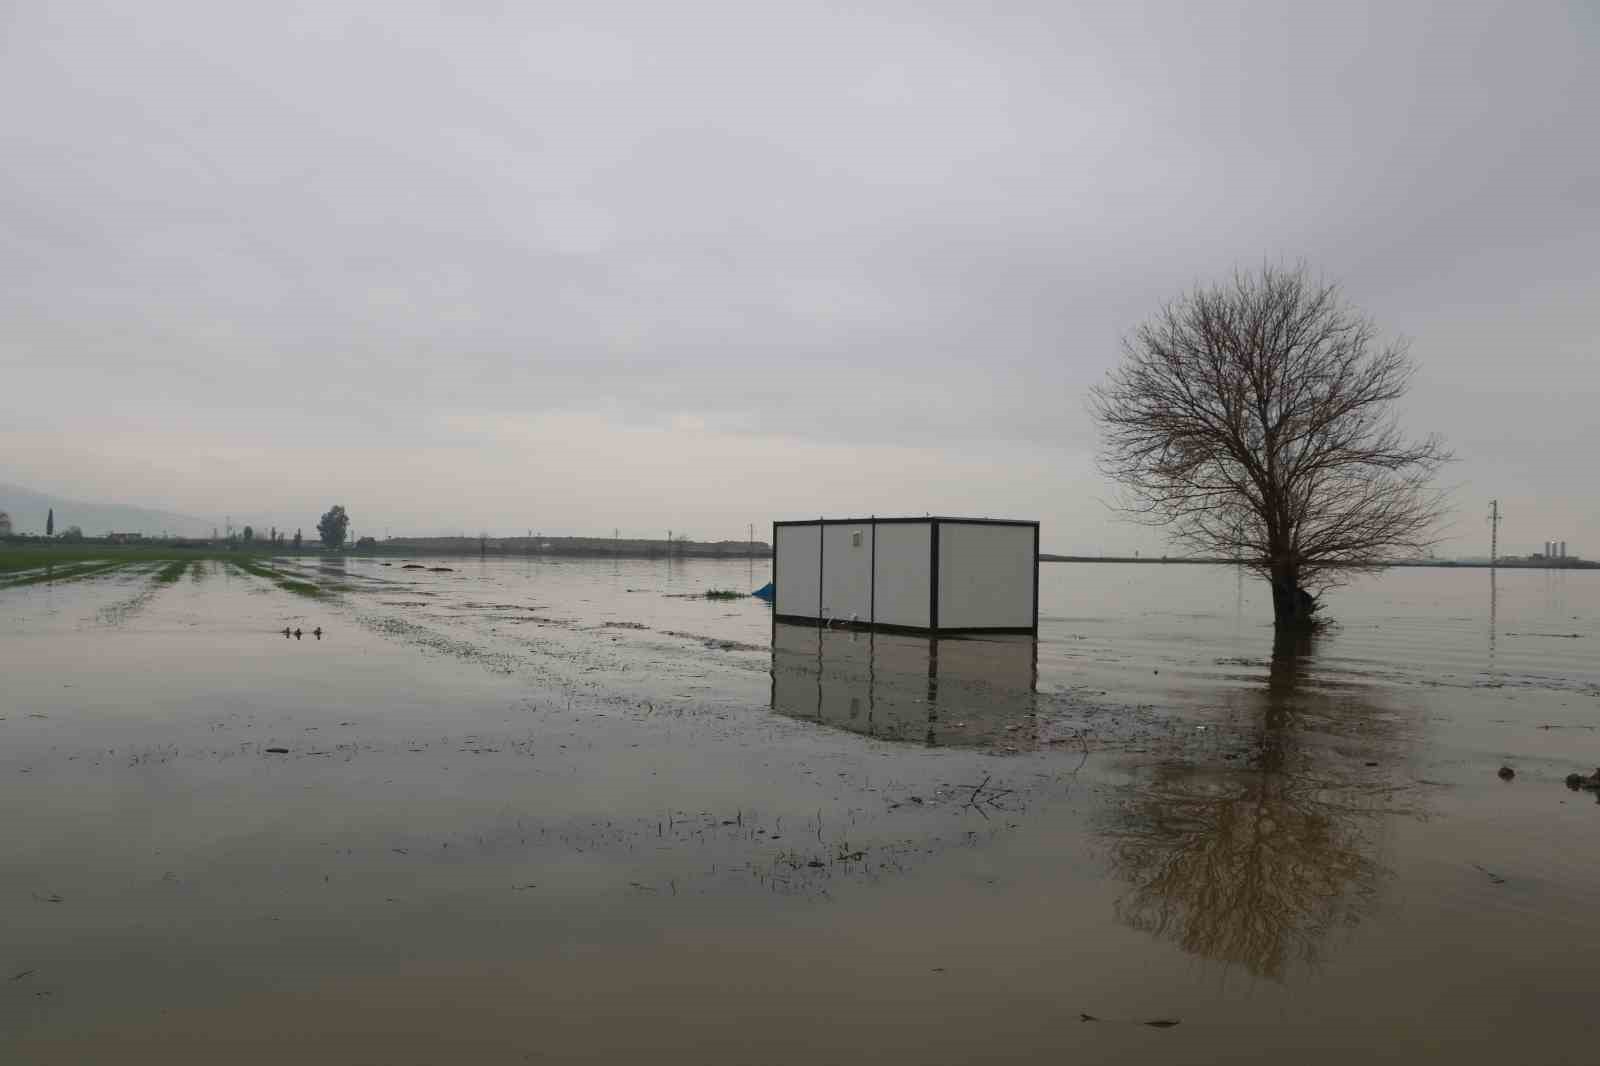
[{"x1": 752, "y1": 582, "x2": 774, "y2": 601}]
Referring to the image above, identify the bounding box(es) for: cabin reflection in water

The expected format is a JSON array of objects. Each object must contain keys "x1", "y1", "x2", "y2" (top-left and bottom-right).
[{"x1": 769, "y1": 622, "x2": 1038, "y2": 747}]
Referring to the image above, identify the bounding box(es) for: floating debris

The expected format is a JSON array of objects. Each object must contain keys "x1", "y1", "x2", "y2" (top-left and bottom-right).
[
  {"x1": 1471, "y1": 862, "x2": 1507, "y2": 885},
  {"x1": 1079, "y1": 1013, "x2": 1181, "y2": 1028},
  {"x1": 1564, "y1": 769, "x2": 1600, "y2": 790}
]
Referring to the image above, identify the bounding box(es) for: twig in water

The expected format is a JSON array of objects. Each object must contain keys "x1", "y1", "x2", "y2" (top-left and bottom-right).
[
  {"x1": 1471, "y1": 862, "x2": 1507, "y2": 885},
  {"x1": 1080, "y1": 1012, "x2": 1181, "y2": 1028}
]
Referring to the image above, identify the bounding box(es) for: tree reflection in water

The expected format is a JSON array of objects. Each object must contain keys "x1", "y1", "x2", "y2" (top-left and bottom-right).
[{"x1": 1100, "y1": 631, "x2": 1414, "y2": 980}]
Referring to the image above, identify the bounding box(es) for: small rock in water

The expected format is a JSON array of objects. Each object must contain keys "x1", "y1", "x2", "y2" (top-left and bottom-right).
[
  {"x1": 1497, "y1": 766, "x2": 1515, "y2": 780},
  {"x1": 1564, "y1": 769, "x2": 1600, "y2": 790}
]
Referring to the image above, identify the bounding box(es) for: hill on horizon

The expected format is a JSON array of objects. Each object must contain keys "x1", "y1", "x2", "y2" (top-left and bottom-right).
[{"x1": 0, "y1": 481, "x2": 217, "y2": 539}]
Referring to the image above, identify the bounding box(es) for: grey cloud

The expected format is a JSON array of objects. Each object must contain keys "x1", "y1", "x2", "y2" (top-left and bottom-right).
[{"x1": 2, "y1": 1, "x2": 1596, "y2": 548}]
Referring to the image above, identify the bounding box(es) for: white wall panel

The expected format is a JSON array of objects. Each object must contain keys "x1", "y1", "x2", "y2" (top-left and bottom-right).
[
  {"x1": 774, "y1": 523, "x2": 821, "y2": 618},
  {"x1": 936, "y1": 523, "x2": 1035, "y2": 629},
  {"x1": 821, "y1": 523, "x2": 873, "y2": 624},
  {"x1": 872, "y1": 521, "x2": 931, "y2": 629}
]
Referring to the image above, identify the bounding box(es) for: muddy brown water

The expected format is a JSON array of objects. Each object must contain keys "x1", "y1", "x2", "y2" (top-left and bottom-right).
[{"x1": 2, "y1": 557, "x2": 1598, "y2": 1063}]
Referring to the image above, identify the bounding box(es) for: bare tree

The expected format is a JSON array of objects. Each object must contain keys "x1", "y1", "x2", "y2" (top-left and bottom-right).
[{"x1": 1090, "y1": 265, "x2": 1449, "y2": 629}]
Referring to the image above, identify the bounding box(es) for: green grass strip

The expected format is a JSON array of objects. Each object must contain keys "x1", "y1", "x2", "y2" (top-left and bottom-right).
[
  {"x1": 0, "y1": 559, "x2": 130, "y2": 588},
  {"x1": 155, "y1": 559, "x2": 192, "y2": 583},
  {"x1": 228, "y1": 558, "x2": 327, "y2": 598}
]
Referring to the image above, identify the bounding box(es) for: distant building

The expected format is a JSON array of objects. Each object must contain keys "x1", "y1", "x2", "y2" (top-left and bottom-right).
[
  {"x1": 0, "y1": 511, "x2": 11, "y2": 535},
  {"x1": 106, "y1": 532, "x2": 145, "y2": 544}
]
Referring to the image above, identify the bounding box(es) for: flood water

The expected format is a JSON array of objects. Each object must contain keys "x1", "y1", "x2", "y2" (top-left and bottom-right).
[{"x1": 3, "y1": 556, "x2": 1598, "y2": 1063}]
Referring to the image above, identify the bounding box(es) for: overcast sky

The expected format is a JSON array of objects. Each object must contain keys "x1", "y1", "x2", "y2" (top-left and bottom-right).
[{"x1": 3, "y1": 1, "x2": 1595, "y2": 553}]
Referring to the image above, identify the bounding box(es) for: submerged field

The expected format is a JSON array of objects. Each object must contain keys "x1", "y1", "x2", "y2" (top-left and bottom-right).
[{"x1": 2, "y1": 555, "x2": 1598, "y2": 1063}]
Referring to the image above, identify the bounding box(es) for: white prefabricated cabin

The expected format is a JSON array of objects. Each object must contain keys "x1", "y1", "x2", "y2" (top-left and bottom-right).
[{"x1": 771, "y1": 517, "x2": 1039, "y2": 634}]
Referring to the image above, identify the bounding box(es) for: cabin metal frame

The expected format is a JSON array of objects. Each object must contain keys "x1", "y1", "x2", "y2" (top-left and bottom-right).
[{"x1": 771, "y1": 516, "x2": 1039, "y2": 635}]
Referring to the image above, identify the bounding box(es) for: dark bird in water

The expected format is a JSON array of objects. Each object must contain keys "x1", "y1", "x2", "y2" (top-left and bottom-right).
[
  {"x1": 281, "y1": 627, "x2": 291, "y2": 638},
  {"x1": 293, "y1": 628, "x2": 303, "y2": 639},
  {"x1": 313, "y1": 627, "x2": 323, "y2": 639}
]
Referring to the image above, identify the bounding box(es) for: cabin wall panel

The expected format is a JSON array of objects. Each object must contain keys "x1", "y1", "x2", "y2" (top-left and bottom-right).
[
  {"x1": 936, "y1": 522, "x2": 1036, "y2": 629},
  {"x1": 774, "y1": 524, "x2": 821, "y2": 619}
]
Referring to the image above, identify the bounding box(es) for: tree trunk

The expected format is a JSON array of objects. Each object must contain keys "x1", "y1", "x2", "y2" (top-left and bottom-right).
[{"x1": 1269, "y1": 563, "x2": 1318, "y2": 631}]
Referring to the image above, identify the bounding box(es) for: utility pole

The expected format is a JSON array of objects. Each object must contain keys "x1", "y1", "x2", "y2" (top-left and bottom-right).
[{"x1": 1488, "y1": 499, "x2": 1501, "y2": 566}]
